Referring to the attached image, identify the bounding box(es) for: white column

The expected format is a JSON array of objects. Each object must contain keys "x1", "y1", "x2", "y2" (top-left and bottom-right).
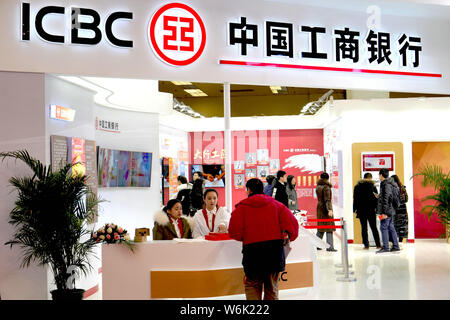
[{"x1": 223, "y1": 83, "x2": 232, "y2": 212}]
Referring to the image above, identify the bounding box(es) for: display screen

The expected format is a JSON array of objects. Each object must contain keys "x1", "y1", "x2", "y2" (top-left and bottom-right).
[
  {"x1": 191, "y1": 164, "x2": 225, "y2": 187},
  {"x1": 98, "y1": 147, "x2": 152, "y2": 187},
  {"x1": 362, "y1": 153, "x2": 394, "y2": 172}
]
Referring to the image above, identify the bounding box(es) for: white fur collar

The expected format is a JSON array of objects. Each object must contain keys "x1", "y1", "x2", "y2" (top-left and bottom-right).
[
  {"x1": 154, "y1": 210, "x2": 170, "y2": 226},
  {"x1": 154, "y1": 209, "x2": 195, "y2": 230}
]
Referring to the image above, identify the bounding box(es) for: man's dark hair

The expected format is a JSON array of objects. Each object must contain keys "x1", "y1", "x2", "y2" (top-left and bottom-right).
[
  {"x1": 246, "y1": 178, "x2": 264, "y2": 195},
  {"x1": 203, "y1": 188, "x2": 218, "y2": 199},
  {"x1": 277, "y1": 170, "x2": 287, "y2": 180},
  {"x1": 320, "y1": 172, "x2": 329, "y2": 180},
  {"x1": 379, "y1": 168, "x2": 389, "y2": 178},
  {"x1": 177, "y1": 175, "x2": 187, "y2": 184},
  {"x1": 363, "y1": 172, "x2": 372, "y2": 179},
  {"x1": 266, "y1": 175, "x2": 276, "y2": 185}
]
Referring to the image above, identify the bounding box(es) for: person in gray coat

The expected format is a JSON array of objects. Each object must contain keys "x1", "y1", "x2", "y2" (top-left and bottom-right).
[
  {"x1": 286, "y1": 175, "x2": 299, "y2": 211},
  {"x1": 376, "y1": 169, "x2": 400, "y2": 254}
]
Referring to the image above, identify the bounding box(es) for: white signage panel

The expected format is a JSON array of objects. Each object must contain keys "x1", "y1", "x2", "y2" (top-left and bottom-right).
[{"x1": 0, "y1": 0, "x2": 449, "y2": 93}]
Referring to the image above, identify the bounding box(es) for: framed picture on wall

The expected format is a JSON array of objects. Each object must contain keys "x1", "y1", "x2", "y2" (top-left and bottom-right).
[{"x1": 245, "y1": 153, "x2": 256, "y2": 166}]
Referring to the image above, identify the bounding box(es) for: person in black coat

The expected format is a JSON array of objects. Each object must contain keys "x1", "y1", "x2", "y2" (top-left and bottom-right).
[
  {"x1": 175, "y1": 176, "x2": 193, "y2": 216},
  {"x1": 391, "y1": 175, "x2": 409, "y2": 243},
  {"x1": 272, "y1": 170, "x2": 289, "y2": 208},
  {"x1": 353, "y1": 173, "x2": 381, "y2": 249},
  {"x1": 190, "y1": 177, "x2": 205, "y2": 212},
  {"x1": 376, "y1": 169, "x2": 400, "y2": 254}
]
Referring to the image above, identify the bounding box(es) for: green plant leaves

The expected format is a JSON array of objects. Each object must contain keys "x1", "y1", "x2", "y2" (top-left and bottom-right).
[{"x1": 1, "y1": 150, "x2": 103, "y2": 290}]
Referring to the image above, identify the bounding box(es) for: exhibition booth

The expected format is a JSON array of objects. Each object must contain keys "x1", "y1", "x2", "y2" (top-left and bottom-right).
[{"x1": 0, "y1": 0, "x2": 449, "y2": 300}]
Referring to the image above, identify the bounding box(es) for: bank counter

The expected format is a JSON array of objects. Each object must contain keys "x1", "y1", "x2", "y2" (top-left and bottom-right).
[{"x1": 102, "y1": 228, "x2": 328, "y2": 299}]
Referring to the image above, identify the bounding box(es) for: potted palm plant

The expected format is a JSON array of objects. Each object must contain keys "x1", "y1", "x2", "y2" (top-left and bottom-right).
[
  {"x1": 1, "y1": 150, "x2": 101, "y2": 300},
  {"x1": 413, "y1": 164, "x2": 450, "y2": 242}
]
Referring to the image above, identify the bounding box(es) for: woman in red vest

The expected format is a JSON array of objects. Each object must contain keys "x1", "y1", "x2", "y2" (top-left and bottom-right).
[
  {"x1": 192, "y1": 189, "x2": 230, "y2": 238},
  {"x1": 153, "y1": 199, "x2": 193, "y2": 240}
]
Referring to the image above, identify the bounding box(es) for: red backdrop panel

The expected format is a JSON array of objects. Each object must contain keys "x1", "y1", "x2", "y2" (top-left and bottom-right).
[
  {"x1": 189, "y1": 129, "x2": 324, "y2": 214},
  {"x1": 412, "y1": 142, "x2": 449, "y2": 238}
]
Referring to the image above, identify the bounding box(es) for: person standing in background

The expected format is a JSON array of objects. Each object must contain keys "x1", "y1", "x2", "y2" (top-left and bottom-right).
[
  {"x1": 272, "y1": 170, "x2": 289, "y2": 208},
  {"x1": 353, "y1": 172, "x2": 382, "y2": 249},
  {"x1": 190, "y1": 178, "x2": 204, "y2": 213},
  {"x1": 315, "y1": 172, "x2": 337, "y2": 252},
  {"x1": 391, "y1": 174, "x2": 409, "y2": 244},
  {"x1": 264, "y1": 175, "x2": 276, "y2": 196},
  {"x1": 376, "y1": 169, "x2": 400, "y2": 254},
  {"x1": 174, "y1": 175, "x2": 193, "y2": 216},
  {"x1": 286, "y1": 175, "x2": 299, "y2": 211},
  {"x1": 229, "y1": 178, "x2": 299, "y2": 300}
]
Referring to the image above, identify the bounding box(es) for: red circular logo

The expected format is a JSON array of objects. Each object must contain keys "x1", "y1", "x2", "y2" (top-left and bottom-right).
[{"x1": 149, "y1": 3, "x2": 206, "y2": 66}]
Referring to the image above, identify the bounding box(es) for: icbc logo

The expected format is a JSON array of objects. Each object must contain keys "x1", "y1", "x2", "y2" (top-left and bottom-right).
[{"x1": 148, "y1": 3, "x2": 206, "y2": 66}]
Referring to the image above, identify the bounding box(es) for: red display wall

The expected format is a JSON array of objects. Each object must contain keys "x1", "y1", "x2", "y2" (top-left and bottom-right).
[
  {"x1": 412, "y1": 142, "x2": 449, "y2": 238},
  {"x1": 189, "y1": 129, "x2": 324, "y2": 216}
]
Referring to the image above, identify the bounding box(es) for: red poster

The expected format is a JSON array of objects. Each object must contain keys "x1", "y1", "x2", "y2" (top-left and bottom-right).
[{"x1": 70, "y1": 137, "x2": 86, "y2": 177}]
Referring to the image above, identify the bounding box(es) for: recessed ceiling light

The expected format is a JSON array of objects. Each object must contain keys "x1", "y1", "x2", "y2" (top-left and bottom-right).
[
  {"x1": 171, "y1": 81, "x2": 193, "y2": 86},
  {"x1": 184, "y1": 89, "x2": 208, "y2": 97}
]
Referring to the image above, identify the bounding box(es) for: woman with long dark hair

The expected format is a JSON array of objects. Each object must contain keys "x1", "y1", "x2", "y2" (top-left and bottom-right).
[
  {"x1": 286, "y1": 175, "x2": 299, "y2": 211},
  {"x1": 153, "y1": 199, "x2": 193, "y2": 240},
  {"x1": 192, "y1": 189, "x2": 230, "y2": 238},
  {"x1": 391, "y1": 175, "x2": 409, "y2": 243},
  {"x1": 316, "y1": 172, "x2": 337, "y2": 252},
  {"x1": 190, "y1": 177, "x2": 205, "y2": 213}
]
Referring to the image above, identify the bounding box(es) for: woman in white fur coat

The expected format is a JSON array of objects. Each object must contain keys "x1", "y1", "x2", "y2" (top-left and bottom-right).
[
  {"x1": 153, "y1": 199, "x2": 194, "y2": 240},
  {"x1": 192, "y1": 189, "x2": 230, "y2": 239}
]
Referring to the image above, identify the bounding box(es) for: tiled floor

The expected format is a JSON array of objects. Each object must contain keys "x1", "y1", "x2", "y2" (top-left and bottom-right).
[{"x1": 87, "y1": 239, "x2": 450, "y2": 300}]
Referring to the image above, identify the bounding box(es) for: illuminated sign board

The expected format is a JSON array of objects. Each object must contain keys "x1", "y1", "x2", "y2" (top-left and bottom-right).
[{"x1": 49, "y1": 105, "x2": 76, "y2": 122}]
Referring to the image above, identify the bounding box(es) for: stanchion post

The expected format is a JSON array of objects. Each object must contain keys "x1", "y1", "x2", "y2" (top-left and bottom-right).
[
  {"x1": 337, "y1": 219, "x2": 357, "y2": 282},
  {"x1": 335, "y1": 217, "x2": 352, "y2": 268}
]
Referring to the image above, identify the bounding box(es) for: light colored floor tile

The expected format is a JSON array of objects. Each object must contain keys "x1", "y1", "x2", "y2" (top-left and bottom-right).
[{"x1": 93, "y1": 239, "x2": 450, "y2": 300}]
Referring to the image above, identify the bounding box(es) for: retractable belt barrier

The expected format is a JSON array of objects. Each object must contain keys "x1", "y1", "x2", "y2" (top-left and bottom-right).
[{"x1": 304, "y1": 217, "x2": 356, "y2": 282}]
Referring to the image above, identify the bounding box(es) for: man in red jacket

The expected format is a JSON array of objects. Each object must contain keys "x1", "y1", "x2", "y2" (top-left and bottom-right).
[{"x1": 229, "y1": 178, "x2": 299, "y2": 300}]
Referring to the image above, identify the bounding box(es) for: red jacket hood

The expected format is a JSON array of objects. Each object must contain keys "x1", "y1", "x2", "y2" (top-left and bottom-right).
[{"x1": 236, "y1": 194, "x2": 275, "y2": 209}]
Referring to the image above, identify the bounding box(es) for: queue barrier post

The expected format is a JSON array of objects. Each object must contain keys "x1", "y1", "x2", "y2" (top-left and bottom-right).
[
  {"x1": 335, "y1": 217, "x2": 352, "y2": 268},
  {"x1": 336, "y1": 218, "x2": 357, "y2": 282}
]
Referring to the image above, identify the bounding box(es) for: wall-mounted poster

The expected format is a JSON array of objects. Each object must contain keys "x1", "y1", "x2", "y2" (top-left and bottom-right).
[
  {"x1": 270, "y1": 159, "x2": 280, "y2": 174},
  {"x1": 257, "y1": 149, "x2": 269, "y2": 164},
  {"x1": 98, "y1": 147, "x2": 152, "y2": 188},
  {"x1": 50, "y1": 135, "x2": 69, "y2": 172},
  {"x1": 245, "y1": 153, "x2": 256, "y2": 166},
  {"x1": 245, "y1": 168, "x2": 257, "y2": 180},
  {"x1": 234, "y1": 174, "x2": 245, "y2": 189},
  {"x1": 69, "y1": 137, "x2": 86, "y2": 177},
  {"x1": 257, "y1": 166, "x2": 269, "y2": 181},
  {"x1": 234, "y1": 160, "x2": 245, "y2": 172}
]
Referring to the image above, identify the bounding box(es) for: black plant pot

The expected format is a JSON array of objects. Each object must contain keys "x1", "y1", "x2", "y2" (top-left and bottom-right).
[{"x1": 50, "y1": 289, "x2": 85, "y2": 301}]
